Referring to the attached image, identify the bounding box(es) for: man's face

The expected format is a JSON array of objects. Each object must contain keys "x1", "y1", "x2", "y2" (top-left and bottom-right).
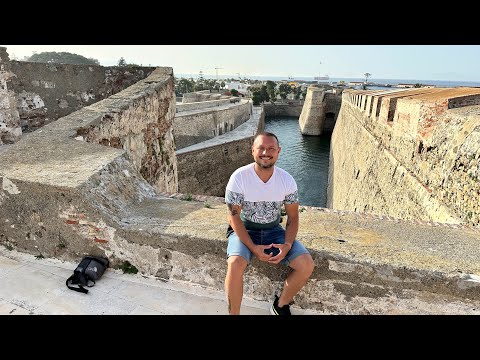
[{"x1": 252, "y1": 135, "x2": 281, "y2": 169}]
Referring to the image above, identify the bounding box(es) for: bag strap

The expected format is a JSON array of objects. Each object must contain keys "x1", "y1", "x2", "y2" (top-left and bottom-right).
[{"x1": 66, "y1": 274, "x2": 89, "y2": 294}]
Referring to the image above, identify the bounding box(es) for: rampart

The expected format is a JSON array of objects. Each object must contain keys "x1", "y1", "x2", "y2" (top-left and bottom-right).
[
  {"x1": 176, "y1": 105, "x2": 264, "y2": 196},
  {"x1": 299, "y1": 87, "x2": 326, "y2": 135},
  {"x1": 0, "y1": 47, "x2": 155, "y2": 140},
  {"x1": 2, "y1": 55, "x2": 480, "y2": 313},
  {"x1": 263, "y1": 100, "x2": 304, "y2": 117},
  {"x1": 324, "y1": 92, "x2": 342, "y2": 132},
  {"x1": 265, "y1": 94, "x2": 341, "y2": 135},
  {"x1": 173, "y1": 99, "x2": 252, "y2": 150},
  {"x1": 176, "y1": 98, "x2": 234, "y2": 113},
  {"x1": 328, "y1": 88, "x2": 480, "y2": 226},
  {"x1": 182, "y1": 90, "x2": 223, "y2": 103}
]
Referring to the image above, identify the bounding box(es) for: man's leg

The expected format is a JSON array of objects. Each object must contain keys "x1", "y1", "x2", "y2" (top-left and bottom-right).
[
  {"x1": 278, "y1": 253, "x2": 314, "y2": 308},
  {"x1": 225, "y1": 255, "x2": 247, "y2": 315}
]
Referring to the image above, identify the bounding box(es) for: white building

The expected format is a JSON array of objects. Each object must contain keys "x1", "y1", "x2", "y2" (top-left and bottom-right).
[{"x1": 224, "y1": 82, "x2": 249, "y2": 94}]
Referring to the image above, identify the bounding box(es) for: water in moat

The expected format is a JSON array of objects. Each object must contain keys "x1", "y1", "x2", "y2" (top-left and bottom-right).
[{"x1": 264, "y1": 116, "x2": 331, "y2": 207}]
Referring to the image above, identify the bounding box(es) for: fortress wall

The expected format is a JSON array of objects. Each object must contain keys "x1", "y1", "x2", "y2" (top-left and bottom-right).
[
  {"x1": 173, "y1": 100, "x2": 251, "y2": 149},
  {"x1": 327, "y1": 100, "x2": 460, "y2": 223},
  {"x1": 299, "y1": 87, "x2": 325, "y2": 135},
  {"x1": 74, "y1": 67, "x2": 178, "y2": 193},
  {"x1": 0, "y1": 48, "x2": 21, "y2": 144},
  {"x1": 276, "y1": 92, "x2": 341, "y2": 135},
  {"x1": 329, "y1": 89, "x2": 480, "y2": 225},
  {"x1": 401, "y1": 106, "x2": 480, "y2": 226},
  {"x1": 263, "y1": 102, "x2": 303, "y2": 117},
  {"x1": 0, "y1": 66, "x2": 178, "y2": 264},
  {"x1": 176, "y1": 137, "x2": 256, "y2": 196},
  {"x1": 182, "y1": 90, "x2": 215, "y2": 103},
  {"x1": 369, "y1": 89, "x2": 480, "y2": 225},
  {"x1": 324, "y1": 92, "x2": 342, "y2": 133},
  {"x1": 8, "y1": 58, "x2": 155, "y2": 133},
  {"x1": 176, "y1": 98, "x2": 234, "y2": 112},
  {"x1": 176, "y1": 105, "x2": 264, "y2": 196}
]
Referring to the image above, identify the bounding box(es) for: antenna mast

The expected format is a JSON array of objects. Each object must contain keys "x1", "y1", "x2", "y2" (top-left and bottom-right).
[{"x1": 215, "y1": 67, "x2": 223, "y2": 81}]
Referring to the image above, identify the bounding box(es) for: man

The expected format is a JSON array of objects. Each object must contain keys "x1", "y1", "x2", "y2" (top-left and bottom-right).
[{"x1": 224, "y1": 131, "x2": 314, "y2": 315}]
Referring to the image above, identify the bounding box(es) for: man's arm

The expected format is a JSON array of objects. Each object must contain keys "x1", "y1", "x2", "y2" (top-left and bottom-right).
[
  {"x1": 227, "y1": 203, "x2": 255, "y2": 251},
  {"x1": 283, "y1": 202, "x2": 299, "y2": 249}
]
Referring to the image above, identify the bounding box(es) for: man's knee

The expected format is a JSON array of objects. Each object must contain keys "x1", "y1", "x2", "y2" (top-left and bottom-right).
[
  {"x1": 227, "y1": 255, "x2": 248, "y2": 274},
  {"x1": 304, "y1": 254, "x2": 315, "y2": 276},
  {"x1": 292, "y1": 253, "x2": 315, "y2": 277}
]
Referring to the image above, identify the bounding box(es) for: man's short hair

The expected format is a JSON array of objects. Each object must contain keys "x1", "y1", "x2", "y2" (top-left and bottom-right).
[{"x1": 254, "y1": 132, "x2": 279, "y2": 147}]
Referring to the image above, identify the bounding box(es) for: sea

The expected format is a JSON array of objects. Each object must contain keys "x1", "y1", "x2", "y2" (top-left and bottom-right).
[{"x1": 176, "y1": 73, "x2": 480, "y2": 89}]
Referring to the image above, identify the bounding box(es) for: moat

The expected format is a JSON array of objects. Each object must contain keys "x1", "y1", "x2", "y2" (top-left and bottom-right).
[{"x1": 264, "y1": 116, "x2": 331, "y2": 207}]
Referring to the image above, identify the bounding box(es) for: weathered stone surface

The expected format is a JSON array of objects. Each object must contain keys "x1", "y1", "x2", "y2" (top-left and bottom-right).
[
  {"x1": 0, "y1": 47, "x2": 21, "y2": 145},
  {"x1": 328, "y1": 88, "x2": 480, "y2": 226},
  {"x1": 299, "y1": 87, "x2": 326, "y2": 135},
  {"x1": 2, "y1": 49, "x2": 155, "y2": 136},
  {"x1": 174, "y1": 99, "x2": 251, "y2": 149}
]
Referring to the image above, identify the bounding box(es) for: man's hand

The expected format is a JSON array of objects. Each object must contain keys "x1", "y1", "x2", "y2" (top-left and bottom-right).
[{"x1": 254, "y1": 243, "x2": 291, "y2": 264}]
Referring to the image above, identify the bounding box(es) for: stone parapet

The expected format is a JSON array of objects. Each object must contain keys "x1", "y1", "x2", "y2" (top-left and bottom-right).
[
  {"x1": 176, "y1": 98, "x2": 234, "y2": 113},
  {"x1": 173, "y1": 99, "x2": 252, "y2": 150},
  {"x1": 182, "y1": 90, "x2": 216, "y2": 103},
  {"x1": 2, "y1": 151, "x2": 480, "y2": 314},
  {"x1": 334, "y1": 88, "x2": 480, "y2": 226}
]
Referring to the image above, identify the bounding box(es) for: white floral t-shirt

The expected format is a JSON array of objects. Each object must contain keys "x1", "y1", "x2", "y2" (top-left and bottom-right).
[{"x1": 225, "y1": 163, "x2": 298, "y2": 225}]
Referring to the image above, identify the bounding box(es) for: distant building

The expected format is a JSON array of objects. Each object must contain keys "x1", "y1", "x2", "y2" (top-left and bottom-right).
[
  {"x1": 397, "y1": 83, "x2": 415, "y2": 88},
  {"x1": 397, "y1": 83, "x2": 435, "y2": 89},
  {"x1": 224, "y1": 82, "x2": 249, "y2": 94}
]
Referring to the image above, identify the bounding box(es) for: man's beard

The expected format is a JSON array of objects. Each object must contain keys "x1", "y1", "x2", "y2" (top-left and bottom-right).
[{"x1": 255, "y1": 159, "x2": 274, "y2": 169}]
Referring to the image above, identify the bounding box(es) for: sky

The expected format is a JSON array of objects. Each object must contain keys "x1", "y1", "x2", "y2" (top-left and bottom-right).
[{"x1": 2, "y1": 45, "x2": 480, "y2": 82}]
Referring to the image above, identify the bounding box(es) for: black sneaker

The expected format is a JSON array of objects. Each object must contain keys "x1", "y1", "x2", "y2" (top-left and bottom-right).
[{"x1": 270, "y1": 295, "x2": 292, "y2": 315}]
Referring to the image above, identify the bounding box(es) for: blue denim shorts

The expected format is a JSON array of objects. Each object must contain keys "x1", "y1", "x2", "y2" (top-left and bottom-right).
[{"x1": 226, "y1": 225, "x2": 310, "y2": 266}]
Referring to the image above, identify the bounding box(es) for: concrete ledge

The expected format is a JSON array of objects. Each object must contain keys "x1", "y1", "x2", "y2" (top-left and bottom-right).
[{"x1": 2, "y1": 148, "x2": 480, "y2": 314}]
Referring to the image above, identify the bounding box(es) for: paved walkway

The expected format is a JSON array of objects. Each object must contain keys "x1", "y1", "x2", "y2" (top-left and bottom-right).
[{"x1": 0, "y1": 248, "x2": 320, "y2": 315}]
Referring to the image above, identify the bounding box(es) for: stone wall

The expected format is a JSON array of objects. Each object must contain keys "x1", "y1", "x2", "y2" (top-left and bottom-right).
[
  {"x1": 75, "y1": 68, "x2": 178, "y2": 193},
  {"x1": 173, "y1": 99, "x2": 252, "y2": 150},
  {"x1": 176, "y1": 98, "x2": 238, "y2": 113},
  {"x1": 177, "y1": 137, "x2": 256, "y2": 196},
  {"x1": 10, "y1": 62, "x2": 155, "y2": 133},
  {"x1": 182, "y1": 90, "x2": 224, "y2": 103},
  {"x1": 324, "y1": 92, "x2": 342, "y2": 133},
  {"x1": 328, "y1": 88, "x2": 480, "y2": 226},
  {"x1": 0, "y1": 46, "x2": 155, "y2": 135},
  {"x1": 263, "y1": 102, "x2": 304, "y2": 118},
  {"x1": 176, "y1": 105, "x2": 265, "y2": 196},
  {"x1": 0, "y1": 48, "x2": 21, "y2": 144},
  {"x1": 299, "y1": 87, "x2": 325, "y2": 135}
]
